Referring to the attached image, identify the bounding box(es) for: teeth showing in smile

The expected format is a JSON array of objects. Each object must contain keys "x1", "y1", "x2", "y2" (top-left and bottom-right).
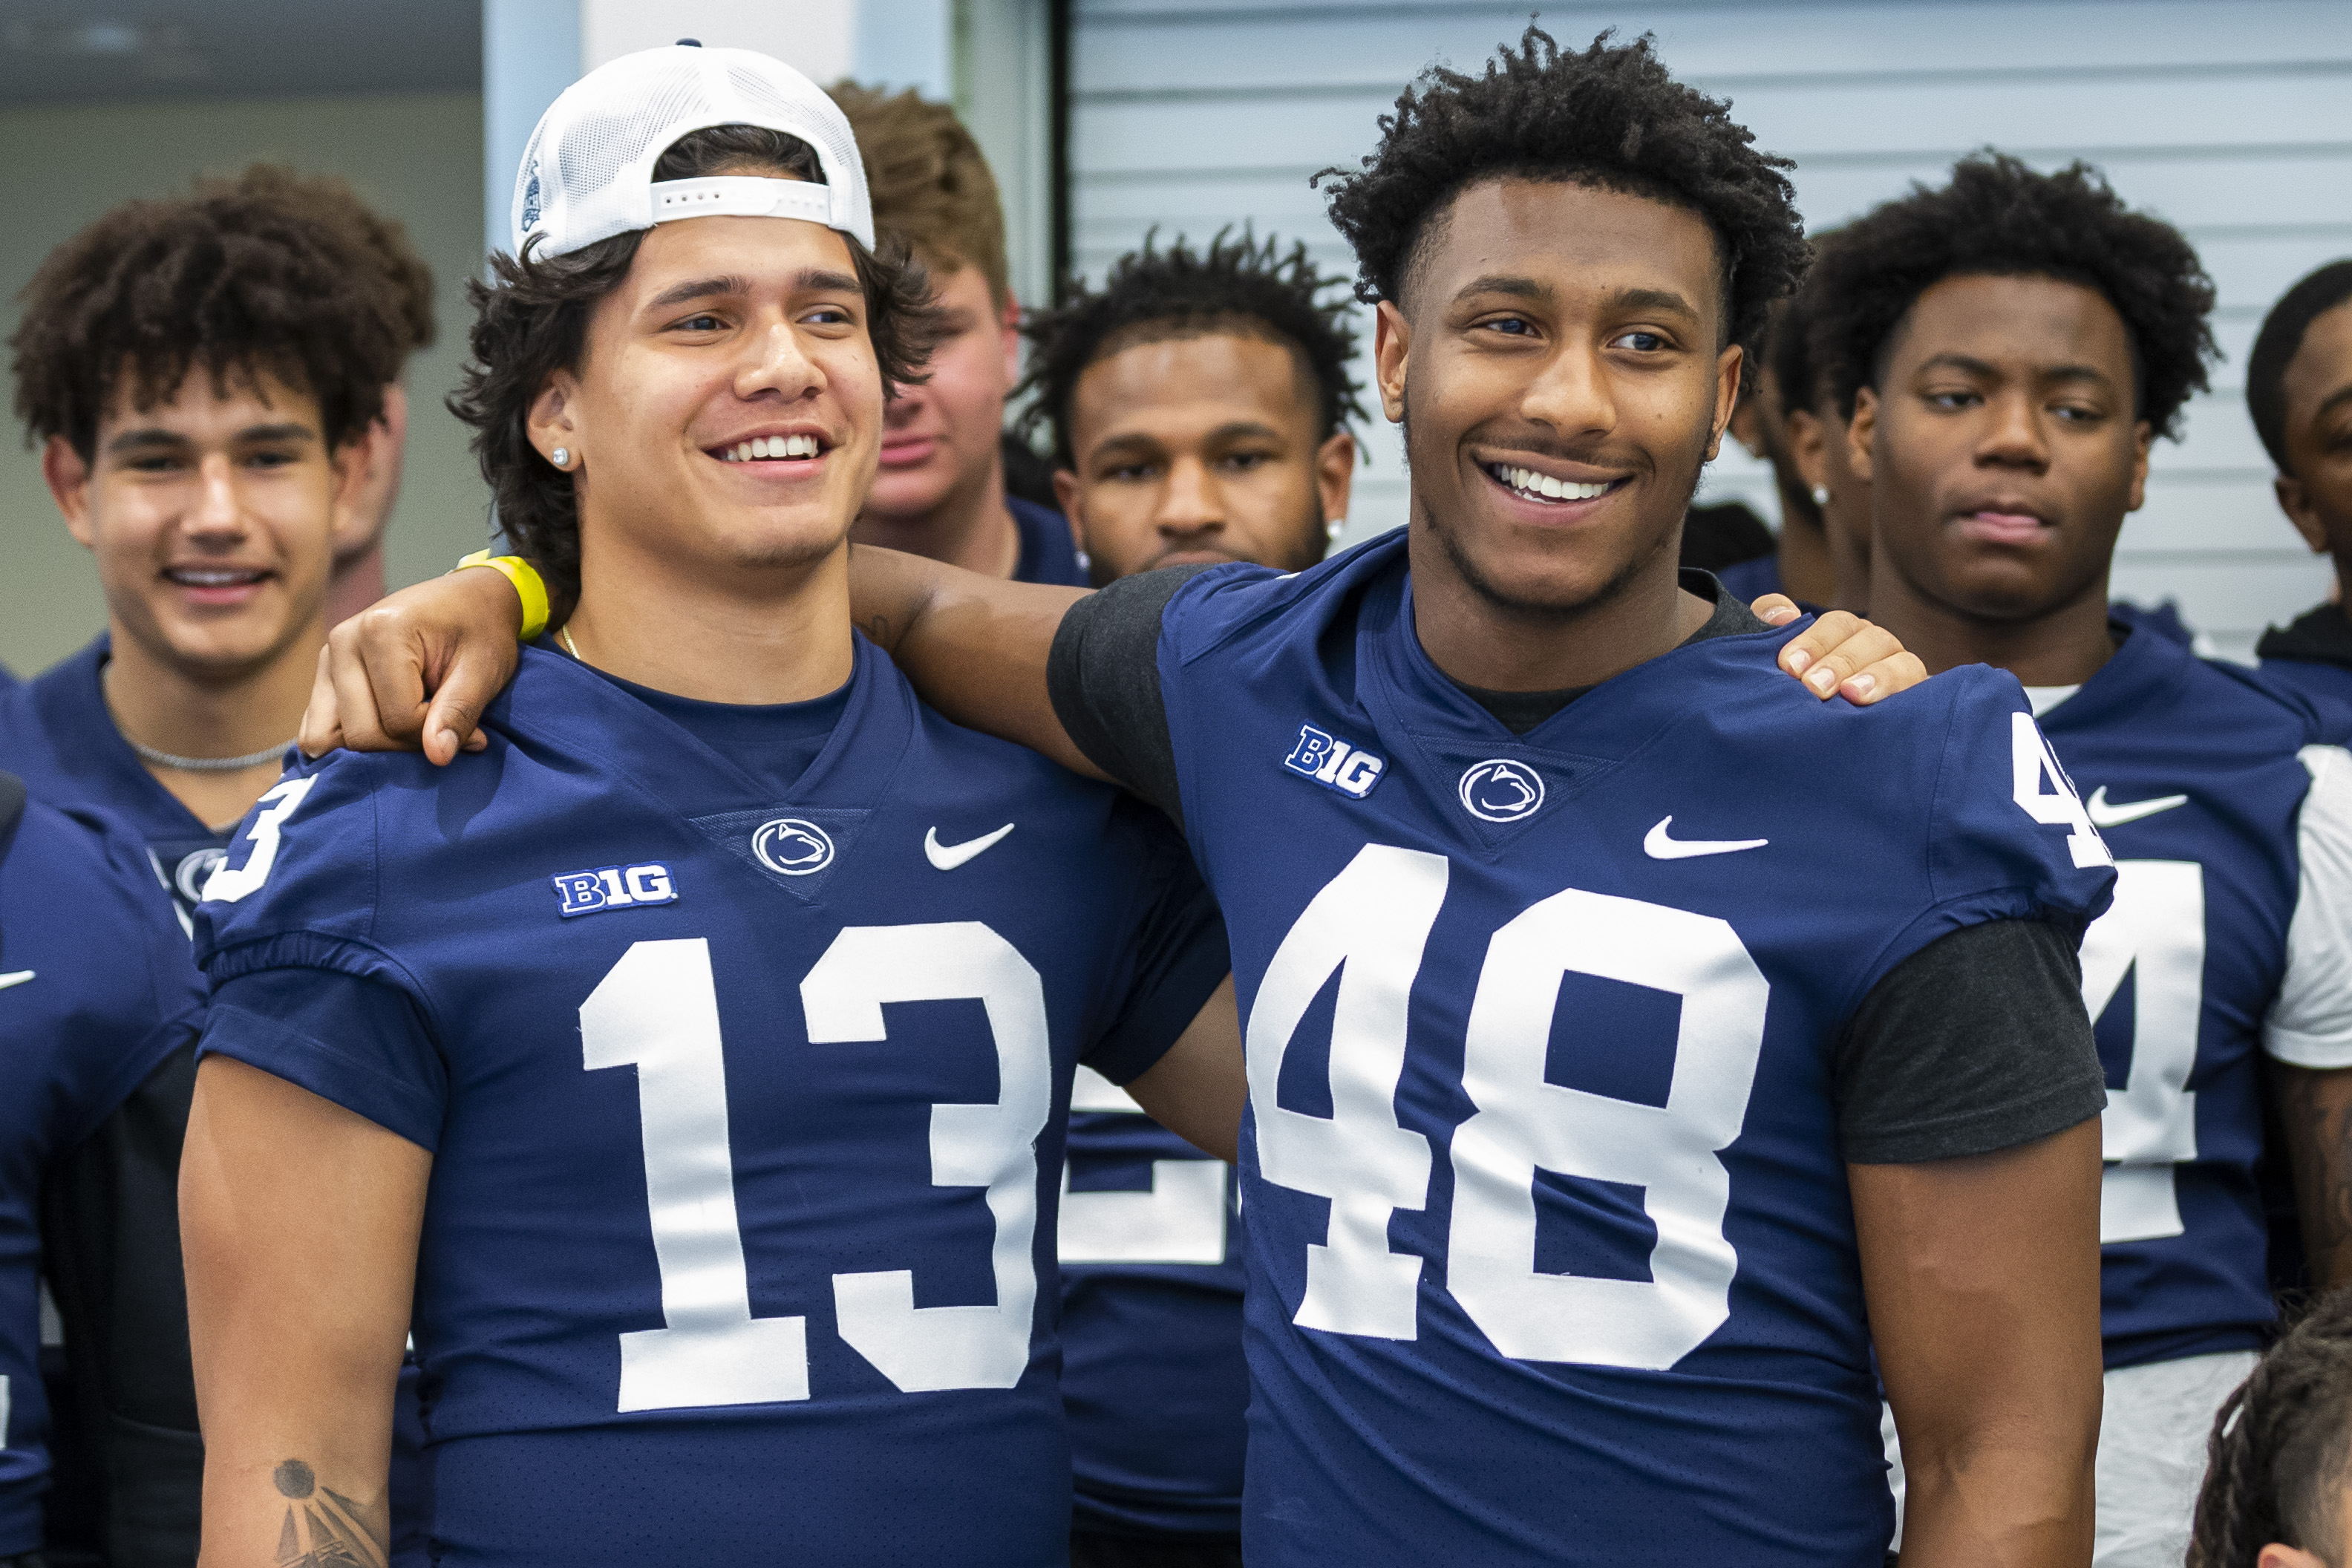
[
  {"x1": 168, "y1": 568, "x2": 264, "y2": 587},
  {"x1": 720, "y1": 434, "x2": 821, "y2": 463},
  {"x1": 1489, "y1": 464, "x2": 1611, "y2": 503}
]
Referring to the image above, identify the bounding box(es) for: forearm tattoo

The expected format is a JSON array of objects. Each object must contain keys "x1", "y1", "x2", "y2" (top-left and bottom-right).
[{"x1": 268, "y1": 1459, "x2": 388, "y2": 1568}]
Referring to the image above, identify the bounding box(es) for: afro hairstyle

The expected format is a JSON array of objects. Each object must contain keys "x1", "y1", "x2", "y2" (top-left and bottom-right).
[
  {"x1": 2247, "y1": 258, "x2": 2352, "y2": 474},
  {"x1": 1806, "y1": 152, "x2": 2217, "y2": 438},
  {"x1": 1015, "y1": 229, "x2": 1365, "y2": 468},
  {"x1": 1314, "y1": 26, "x2": 1806, "y2": 393}
]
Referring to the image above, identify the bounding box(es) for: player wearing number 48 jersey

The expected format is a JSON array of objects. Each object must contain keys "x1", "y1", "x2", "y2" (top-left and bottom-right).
[
  {"x1": 180, "y1": 48, "x2": 1242, "y2": 1568},
  {"x1": 1812, "y1": 157, "x2": 2352, "y2": 1567}
]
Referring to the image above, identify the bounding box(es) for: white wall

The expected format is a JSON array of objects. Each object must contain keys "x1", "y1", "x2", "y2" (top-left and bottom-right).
[
  {"x1": 0, "y1": 92, "x2": 491, "y2": 679},
  {"x1": 1068, "y1": 0, "x2": 2352, "y2": 656}
]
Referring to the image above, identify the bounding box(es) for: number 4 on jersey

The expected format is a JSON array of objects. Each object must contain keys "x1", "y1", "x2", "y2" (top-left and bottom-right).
[{"x1": 2012, "y1": 713, "x2": 2114, "y2": 869}]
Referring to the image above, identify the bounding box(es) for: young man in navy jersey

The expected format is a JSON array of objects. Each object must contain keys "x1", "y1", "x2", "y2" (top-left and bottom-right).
[
  {"x1": 0, "y1": 776, "x2": 206, "y2": 1567},
  {"x1": 1019, "y1": 232, "x2": 1362, "y2": 1565},
  {"x1": 1, "y1": 168, "x2": 421, "y2": 924},
  {"x1": 182, "y1": 46, "x2": 1241, "y2": 1568},
  {"x1": 1814, "y1": 154, "x2": 2352, "y2": 1568},
  {"x1": 2248, "y1": 260, "x2": 2352, "y2": 734},
  {"x1": 828, "y1": 83, "x2": 1088, "y2": 588},
  {"x1": 305, "y1": 30, "x2": 2122, "y2": 1567}
]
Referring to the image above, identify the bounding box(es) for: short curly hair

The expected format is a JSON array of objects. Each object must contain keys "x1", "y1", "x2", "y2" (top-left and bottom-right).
[
  {"x1": 1315, "y1": 26, "x2": 1806, "y2": 393},
  {"x1": 1808, "y1": 153, "x2": 2218, "y2": 438},
  {"x1": 2247, "y1": 258, "x2": 2352, "y2": 475},
  {"x1": 449, "y1": 125, "x2": 945, "y2": 601},
  {"x1": 12, "y1": 167, "x2": 417, "y2": 459},
  {"x1": 1013, "y1": 229, "x2": 1365, "y2": 467},
  {"x1": 1769, "y1": 227, "x2": 1843, "y2": 414},
  {"x1": 213, "y1": 166, "x2": 437, "y2": 357}
]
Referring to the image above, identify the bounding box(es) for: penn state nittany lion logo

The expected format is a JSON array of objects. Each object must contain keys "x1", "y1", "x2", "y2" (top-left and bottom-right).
[
  {"x1": 174, "y1": 846, "x2": 228, "y2": 906},
  {"x1": 751, "y1": 817, "x2": 834, "y2": 877},
  {"x1": 519, "y1": 158, "x2": 543, "y2": 232},
  {"x1": 1457, "y1": 759, "x2": 1545, "y2": 823}
]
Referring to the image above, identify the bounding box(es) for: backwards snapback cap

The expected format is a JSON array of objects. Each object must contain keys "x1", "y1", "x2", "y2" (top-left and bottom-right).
[{"x1": 511, "y1": 41, "x2": 874, "y2": 260}]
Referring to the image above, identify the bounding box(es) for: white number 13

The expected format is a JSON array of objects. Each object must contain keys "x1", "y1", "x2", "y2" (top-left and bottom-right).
[{"x1": 583, "y1": 925, "x2": 1050, "y2": 1413}]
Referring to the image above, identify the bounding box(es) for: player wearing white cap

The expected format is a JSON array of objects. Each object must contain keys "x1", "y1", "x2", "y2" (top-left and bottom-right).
[{"x1": 177, "y1": 44, "x2": 1244, "y2": 1568}]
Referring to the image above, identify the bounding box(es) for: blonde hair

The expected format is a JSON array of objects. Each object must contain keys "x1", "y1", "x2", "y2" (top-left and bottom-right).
[{"x1": 827, "y1": 82, "x2": 1010, "y2": 310}]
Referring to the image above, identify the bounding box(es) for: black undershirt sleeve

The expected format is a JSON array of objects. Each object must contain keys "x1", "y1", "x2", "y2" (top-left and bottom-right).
[
  {"x1": 1836, "y1": 919, "x2": 2107, "y2": 1165},
  {"x1": 1045, "y1": 565, "x2": 1218, "y2": 821}
]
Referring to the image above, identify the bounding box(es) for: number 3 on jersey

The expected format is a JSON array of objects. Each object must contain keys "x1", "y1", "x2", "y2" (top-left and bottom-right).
[{"x1": 1249, "y1": 844, "x2": 1769, "y2": 1371}]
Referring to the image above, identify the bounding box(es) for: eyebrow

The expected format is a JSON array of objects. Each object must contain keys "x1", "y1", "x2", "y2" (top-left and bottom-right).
[
  {"x1": 1454, "y1": 274, "x2": 1550, "y2": 304},
  {"x1": 1091, "y1": 419, "x2": 1290, "y2": 457},
  {"x1": 1601, "y1": 286, "x2": 1700, "y2": 323},
  {"x1": 104, "y1": 422, "x2": 316, "y2": 455},
  {"x1": 1918, "y1": 352, "x2": 2113, "y2": 386},
  {"x1": 2313, "y1": 382, "x2": 2352, "y2": 423},
  {"x1": 644, "y1": 268, "x2": 864, "y2": 313}
]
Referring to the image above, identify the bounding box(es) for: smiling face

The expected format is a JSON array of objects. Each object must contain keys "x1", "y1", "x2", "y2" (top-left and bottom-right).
[
  {"x1": 1054, "y1": 327, "x2": 1353, "y2": 582},
  {"x1": 535, "y1": 211, "x2": 884, "y2": 588},
  {"x1": 864, "y1": 262, "x2": 1017, "y2": 526},
  {"x1": 1376, "y1": 177, "x2": 1740, "y2": 621},
  {"x1": 1855, "y1": 272, "x2": 2151, "y2": 627},
  {"x1": 44, "y1": 367, "x2": 350, "y2": 679}
]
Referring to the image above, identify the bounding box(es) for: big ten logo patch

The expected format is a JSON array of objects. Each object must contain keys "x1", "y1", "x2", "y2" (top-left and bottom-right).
[
  {"x1": 552, "y1": 863, "x2": 678, "y2": 918},
  {"x1": 1282, "y1": 724, "x2": 1386, "y2": 800}
]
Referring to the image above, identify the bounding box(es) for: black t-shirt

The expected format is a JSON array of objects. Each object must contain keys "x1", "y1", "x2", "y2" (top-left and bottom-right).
[{"x1": 1045, "y1": 564, "x2": 2103, "y2": 1166}]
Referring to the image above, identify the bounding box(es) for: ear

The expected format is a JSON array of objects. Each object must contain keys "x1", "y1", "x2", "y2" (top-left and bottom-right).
[
  {"x1": 1705, "y1": 345, "x2": 1744, "y2": 461},
  {"x1": 1846, "y1": 389, "x2": 1881, "y2": 486},
  {"x1": 528, "y1": 370, "x2": 581, "y2": 471},
  {"x1": 2276, "y1": 474, "x2": 2334, "y2": 554},
  {"x1": 1786, "y1": 407, "x2": 1829, "y2": 494},
  {"x1": 1001, "y1": 289, "x2": 1024, "y2": 384},
  {"x1": 1726, "y1": 393, "x2": 1765, "y2": 461},
  {"x1": 1373, "y1": 301, "x2": 1411, "y2": 425},
  {"x1": 2126, "y1": 419, "x2": 2153, "y2": 514},
  {"x1": 1052, "y1": 466, "x2": 1085, "y2": 552},
  {"x1": 1316, "y1": 430, "x2": 1357, "y2": 523},
  {"x1": 42, "y1": 434, "x2": 97, "y2": 549},
  {"x1": 329, "y1": 384, "x2": 410, "y2": 562},
  {"x1": 2257, "y1": 1544, "x2": 2328, "y2": 1568}
]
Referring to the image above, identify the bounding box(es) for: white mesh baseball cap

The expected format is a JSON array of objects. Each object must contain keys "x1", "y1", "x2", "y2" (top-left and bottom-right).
[{"x1": 509, "y1": 40, "x2": 874, "y2": 261}]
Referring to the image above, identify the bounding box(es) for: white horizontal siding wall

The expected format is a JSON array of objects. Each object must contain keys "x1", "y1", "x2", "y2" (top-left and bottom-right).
[{"x1": 1068, "y1": 0, "x2": 2352, "y2": 656}]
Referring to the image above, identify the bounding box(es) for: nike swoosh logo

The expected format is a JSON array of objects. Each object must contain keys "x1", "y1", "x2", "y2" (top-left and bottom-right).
[
  {"x1": 2085, "y1": 787, "x2": 2189, "y2": 829},
  {"x1": 0, "y1": 971, "x2": 33, "y2": 991},
  {"x1": 925, "y1": 823, "x2": 1016, "y2": 871},
  {"x1": 1644, "y1": 817, "x2": 1769, "y2": 860}
]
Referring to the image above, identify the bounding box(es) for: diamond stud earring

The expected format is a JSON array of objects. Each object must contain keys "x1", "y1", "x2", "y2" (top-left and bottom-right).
[
  {"x1": 552, "y1": 446, "x2": 572, "y2": 469},
  {"x1": 1327, "y1": 517, "x2": 1347, "y2": 543},
  {"x1": 1811, "y1": 484, "x2": 1830, "y2": 506}
]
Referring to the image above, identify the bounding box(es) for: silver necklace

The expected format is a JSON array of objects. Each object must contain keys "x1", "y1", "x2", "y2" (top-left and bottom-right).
[{"x1": 125, "y1": 734, "x2": 295, "y2": 773}]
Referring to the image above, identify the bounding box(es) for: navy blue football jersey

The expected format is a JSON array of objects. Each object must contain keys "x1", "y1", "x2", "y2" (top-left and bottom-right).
[
  {"x1": 1012, "y1": 497, "x2": 1090, "y2": 589},
  {"x1": 193, "y1": 637, "x2": 1229, "y2": 1568},
  {"x1": 2029, "y1": 629, "x2": 2352, "y2": 1368},
  {"x1": 2258, "y1": 658, "x2": 2352, "y2": 744},
  {"x1": 0, "y1": 782, "x2": 205, "y2": 1555},
  {"x1": 1058, "y1": 1068, "x2": 1246, "y2": 1537},
  {"x1": 1143, "y1": 533, "x2": 2115, "y2": 1566},
  {"x1": 0, "y1": 636, "x2": 246, "y2": 925}
]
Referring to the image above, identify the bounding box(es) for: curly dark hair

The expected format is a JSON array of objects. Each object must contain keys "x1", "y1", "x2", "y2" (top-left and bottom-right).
[
  {"x1": 1314, "y1": 26, "x2": 1806, "y2": 393},
  {"x1": 1807, "y1": 153, "x2": 2218, "y2": 438},
  {"x1": 1013, "y1": 229, "x2": 1365, "y2": 467},
  {"x1": 2247, "y1": 259, "x2": 2352, "y2": 474},
  {"x1": 1769, "y1": 226, "x2": 1843, "y2": 414},
  {"x1": 450, "y1": 125, "x2": 946, "y2": 600},
  {"x1": 211, "y1": 166, "x2": 437, "y2": 356},
  {"x1": 11, "y1": 168, "x2": 417, "y2": 458},
  {"x1": 2188, "y1": 1289, "x2": 2352, "y2": 1567}
]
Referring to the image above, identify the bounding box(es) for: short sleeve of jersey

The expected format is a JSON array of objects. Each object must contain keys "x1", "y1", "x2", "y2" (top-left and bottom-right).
[
  {"x1": 200, "y1": 970, "x2": 446, "y2": 1150},
  {"x1": 2266, "y1": 742, "x2": 2352, "y2": 1068},
  {"x1": 1824, "y1": 677, "x2": 2117, "y2": 1160},
  {"x1": 193, "y1": 754, "x2": 451, "y2": 1148},
  {"x1": 1077, "y1": 802, "x2": 1230, "y2": 1085}
]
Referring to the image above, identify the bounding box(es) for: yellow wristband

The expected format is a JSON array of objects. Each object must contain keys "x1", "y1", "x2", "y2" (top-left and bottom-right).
[{"x1": 454, "y1": 549, "x2": 550, "y2": 642}]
